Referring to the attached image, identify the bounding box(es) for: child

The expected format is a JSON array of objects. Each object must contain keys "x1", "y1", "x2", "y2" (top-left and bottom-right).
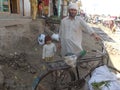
[{"x1": 42, "y1": 35, "x2": 56, "y2": 62}]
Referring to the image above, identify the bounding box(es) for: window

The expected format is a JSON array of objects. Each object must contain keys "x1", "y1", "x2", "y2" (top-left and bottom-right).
[{"x1": 0, "y1": 0, "x2": 9, "y2": 12}]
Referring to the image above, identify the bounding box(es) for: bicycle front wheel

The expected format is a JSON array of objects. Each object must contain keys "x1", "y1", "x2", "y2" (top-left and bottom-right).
[{"x1": 35, "y1": 69, "x2": 75, "y2": 90}]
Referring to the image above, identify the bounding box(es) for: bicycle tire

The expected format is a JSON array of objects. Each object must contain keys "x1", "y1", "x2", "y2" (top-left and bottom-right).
[{"x1": 35, "y1": 69, "x2": 76, "y2": 90}]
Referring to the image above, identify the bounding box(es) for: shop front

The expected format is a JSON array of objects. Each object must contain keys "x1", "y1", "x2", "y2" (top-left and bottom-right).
[{"x1": 0, "y1": 0, "x2": 22, "y2": 14}]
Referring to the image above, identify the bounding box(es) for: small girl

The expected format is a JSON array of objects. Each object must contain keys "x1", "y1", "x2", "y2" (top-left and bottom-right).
[{"x1": 42, "y1": 35, "x2": 56, "y2": 62}]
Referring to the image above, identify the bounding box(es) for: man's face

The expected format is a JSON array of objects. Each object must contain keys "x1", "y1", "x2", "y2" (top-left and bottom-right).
[{"x1": 69, "y1": 9, "x2": 77, "y2": 18}]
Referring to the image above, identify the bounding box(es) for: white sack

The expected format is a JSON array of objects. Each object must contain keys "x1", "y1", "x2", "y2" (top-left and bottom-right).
[{"x1": 88, "y1": 65, "x2": 120, "y2": 90}]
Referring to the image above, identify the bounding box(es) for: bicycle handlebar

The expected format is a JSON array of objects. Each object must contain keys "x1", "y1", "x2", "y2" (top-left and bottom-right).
[{"x1": 40, "y1": 39, "x2": 108, "y2": 71}]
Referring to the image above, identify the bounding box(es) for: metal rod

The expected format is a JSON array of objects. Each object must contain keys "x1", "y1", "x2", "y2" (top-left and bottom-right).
[{"x1": 76, "y1": 66, "x2": 80, "y2": 80}]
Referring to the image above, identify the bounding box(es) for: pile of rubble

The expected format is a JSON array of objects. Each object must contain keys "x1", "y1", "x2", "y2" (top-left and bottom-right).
[
  {"x1": 0, "y1": 53, "x2": 37, "y2": 74},
  {"x1": 0, "y1": 52, "x2": 39, "y2": 90}
]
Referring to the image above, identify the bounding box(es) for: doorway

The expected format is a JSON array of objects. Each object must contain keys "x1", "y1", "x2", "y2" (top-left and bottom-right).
[{"x1": 10, "y1": 0, "x2": 18, "y2": 13}]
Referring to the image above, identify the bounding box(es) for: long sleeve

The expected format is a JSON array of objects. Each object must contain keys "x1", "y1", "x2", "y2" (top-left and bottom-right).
[
  {"x1": 59, "y1": 20, "x2": 63, "y2": 40},
  {"x1": 79, "y1": 17, "x2": 95, "y2": 35}
]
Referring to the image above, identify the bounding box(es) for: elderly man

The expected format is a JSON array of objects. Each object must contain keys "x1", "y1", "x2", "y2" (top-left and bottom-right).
[{"x1": 59, "y1": 3, "x2": 100, "y2": 57}]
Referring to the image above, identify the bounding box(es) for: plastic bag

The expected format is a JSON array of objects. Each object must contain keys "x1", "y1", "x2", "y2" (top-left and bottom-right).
[
  {"x1": 64, "y1": 54, "x2": 77, "y2": 68},
  {"x1": 38, "y1": 34, "x2": 45, "y2": 45},
  {"x1": 51, "y1": 33, "x2": 59, "y2": 41}
]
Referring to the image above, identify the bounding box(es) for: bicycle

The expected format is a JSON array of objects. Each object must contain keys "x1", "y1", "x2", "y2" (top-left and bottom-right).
[{"x1": 32, "y1": 40, "x2": 120, "y2": 90}]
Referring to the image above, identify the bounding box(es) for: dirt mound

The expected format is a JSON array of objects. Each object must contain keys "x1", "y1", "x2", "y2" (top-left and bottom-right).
[
  {"x1": 0, "y1": 20, "x2": 44, "y2": 55},
  {"x1": 0, "y1": 19, "x2": 45, "y2": 90}
]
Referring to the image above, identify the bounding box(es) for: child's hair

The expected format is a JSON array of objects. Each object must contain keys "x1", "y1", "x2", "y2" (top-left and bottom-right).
[{"x1": 45, "y1": 35, "x2": 52, "y2": 44}]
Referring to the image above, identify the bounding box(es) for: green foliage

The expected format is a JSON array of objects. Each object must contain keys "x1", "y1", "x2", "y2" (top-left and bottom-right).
[{"x1": 91, "y1": 81, "x2": 110, "y2": 90}]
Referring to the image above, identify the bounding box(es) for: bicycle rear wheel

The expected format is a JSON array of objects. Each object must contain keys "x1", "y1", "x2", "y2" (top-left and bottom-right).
[{"x1": 35, "y1": 69, "x2": 75, "y2": 90}]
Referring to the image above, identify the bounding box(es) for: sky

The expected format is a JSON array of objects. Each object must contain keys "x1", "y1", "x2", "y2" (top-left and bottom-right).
[{"x1": 80, "y1": 0, "x2": 120, "y2": 16}]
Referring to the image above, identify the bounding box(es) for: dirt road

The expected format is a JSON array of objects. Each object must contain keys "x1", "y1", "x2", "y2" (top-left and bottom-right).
[{"x1": 90, "y1": 24, "x2": 120, "y2": 71}]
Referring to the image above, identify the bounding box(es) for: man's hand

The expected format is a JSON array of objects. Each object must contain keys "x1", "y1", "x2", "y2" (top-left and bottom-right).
[{"x1": 92, "y1": 33, "x2": 101, "y2": 41}]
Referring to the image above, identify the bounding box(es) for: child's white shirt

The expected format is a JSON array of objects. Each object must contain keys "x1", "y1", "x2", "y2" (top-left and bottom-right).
[{"x1": 42, "y1": 43, "x2": 56, "y2": 59}]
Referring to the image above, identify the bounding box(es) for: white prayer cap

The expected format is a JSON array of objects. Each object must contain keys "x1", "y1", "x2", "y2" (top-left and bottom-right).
[{"x1": 68, "y1": 3, "x2": 78, "y2": 10}]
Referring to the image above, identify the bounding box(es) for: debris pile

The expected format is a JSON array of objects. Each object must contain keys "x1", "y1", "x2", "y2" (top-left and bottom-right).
[{"x1": 0, "y1": 53, "x2": 37, "y2": 74}]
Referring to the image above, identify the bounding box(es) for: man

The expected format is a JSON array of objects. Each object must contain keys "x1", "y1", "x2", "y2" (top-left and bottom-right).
[
  {"x1": 59, "y1": 3, "x2": 100, "y2": 57},
  {"x1": 29, "y1": 0, "x2": 38, "y2": 20}
]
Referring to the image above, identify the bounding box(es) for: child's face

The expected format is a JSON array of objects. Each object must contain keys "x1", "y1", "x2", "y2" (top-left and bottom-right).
[{"x1": 46, "y1": 40, "x2": 52, "y2": 44}]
